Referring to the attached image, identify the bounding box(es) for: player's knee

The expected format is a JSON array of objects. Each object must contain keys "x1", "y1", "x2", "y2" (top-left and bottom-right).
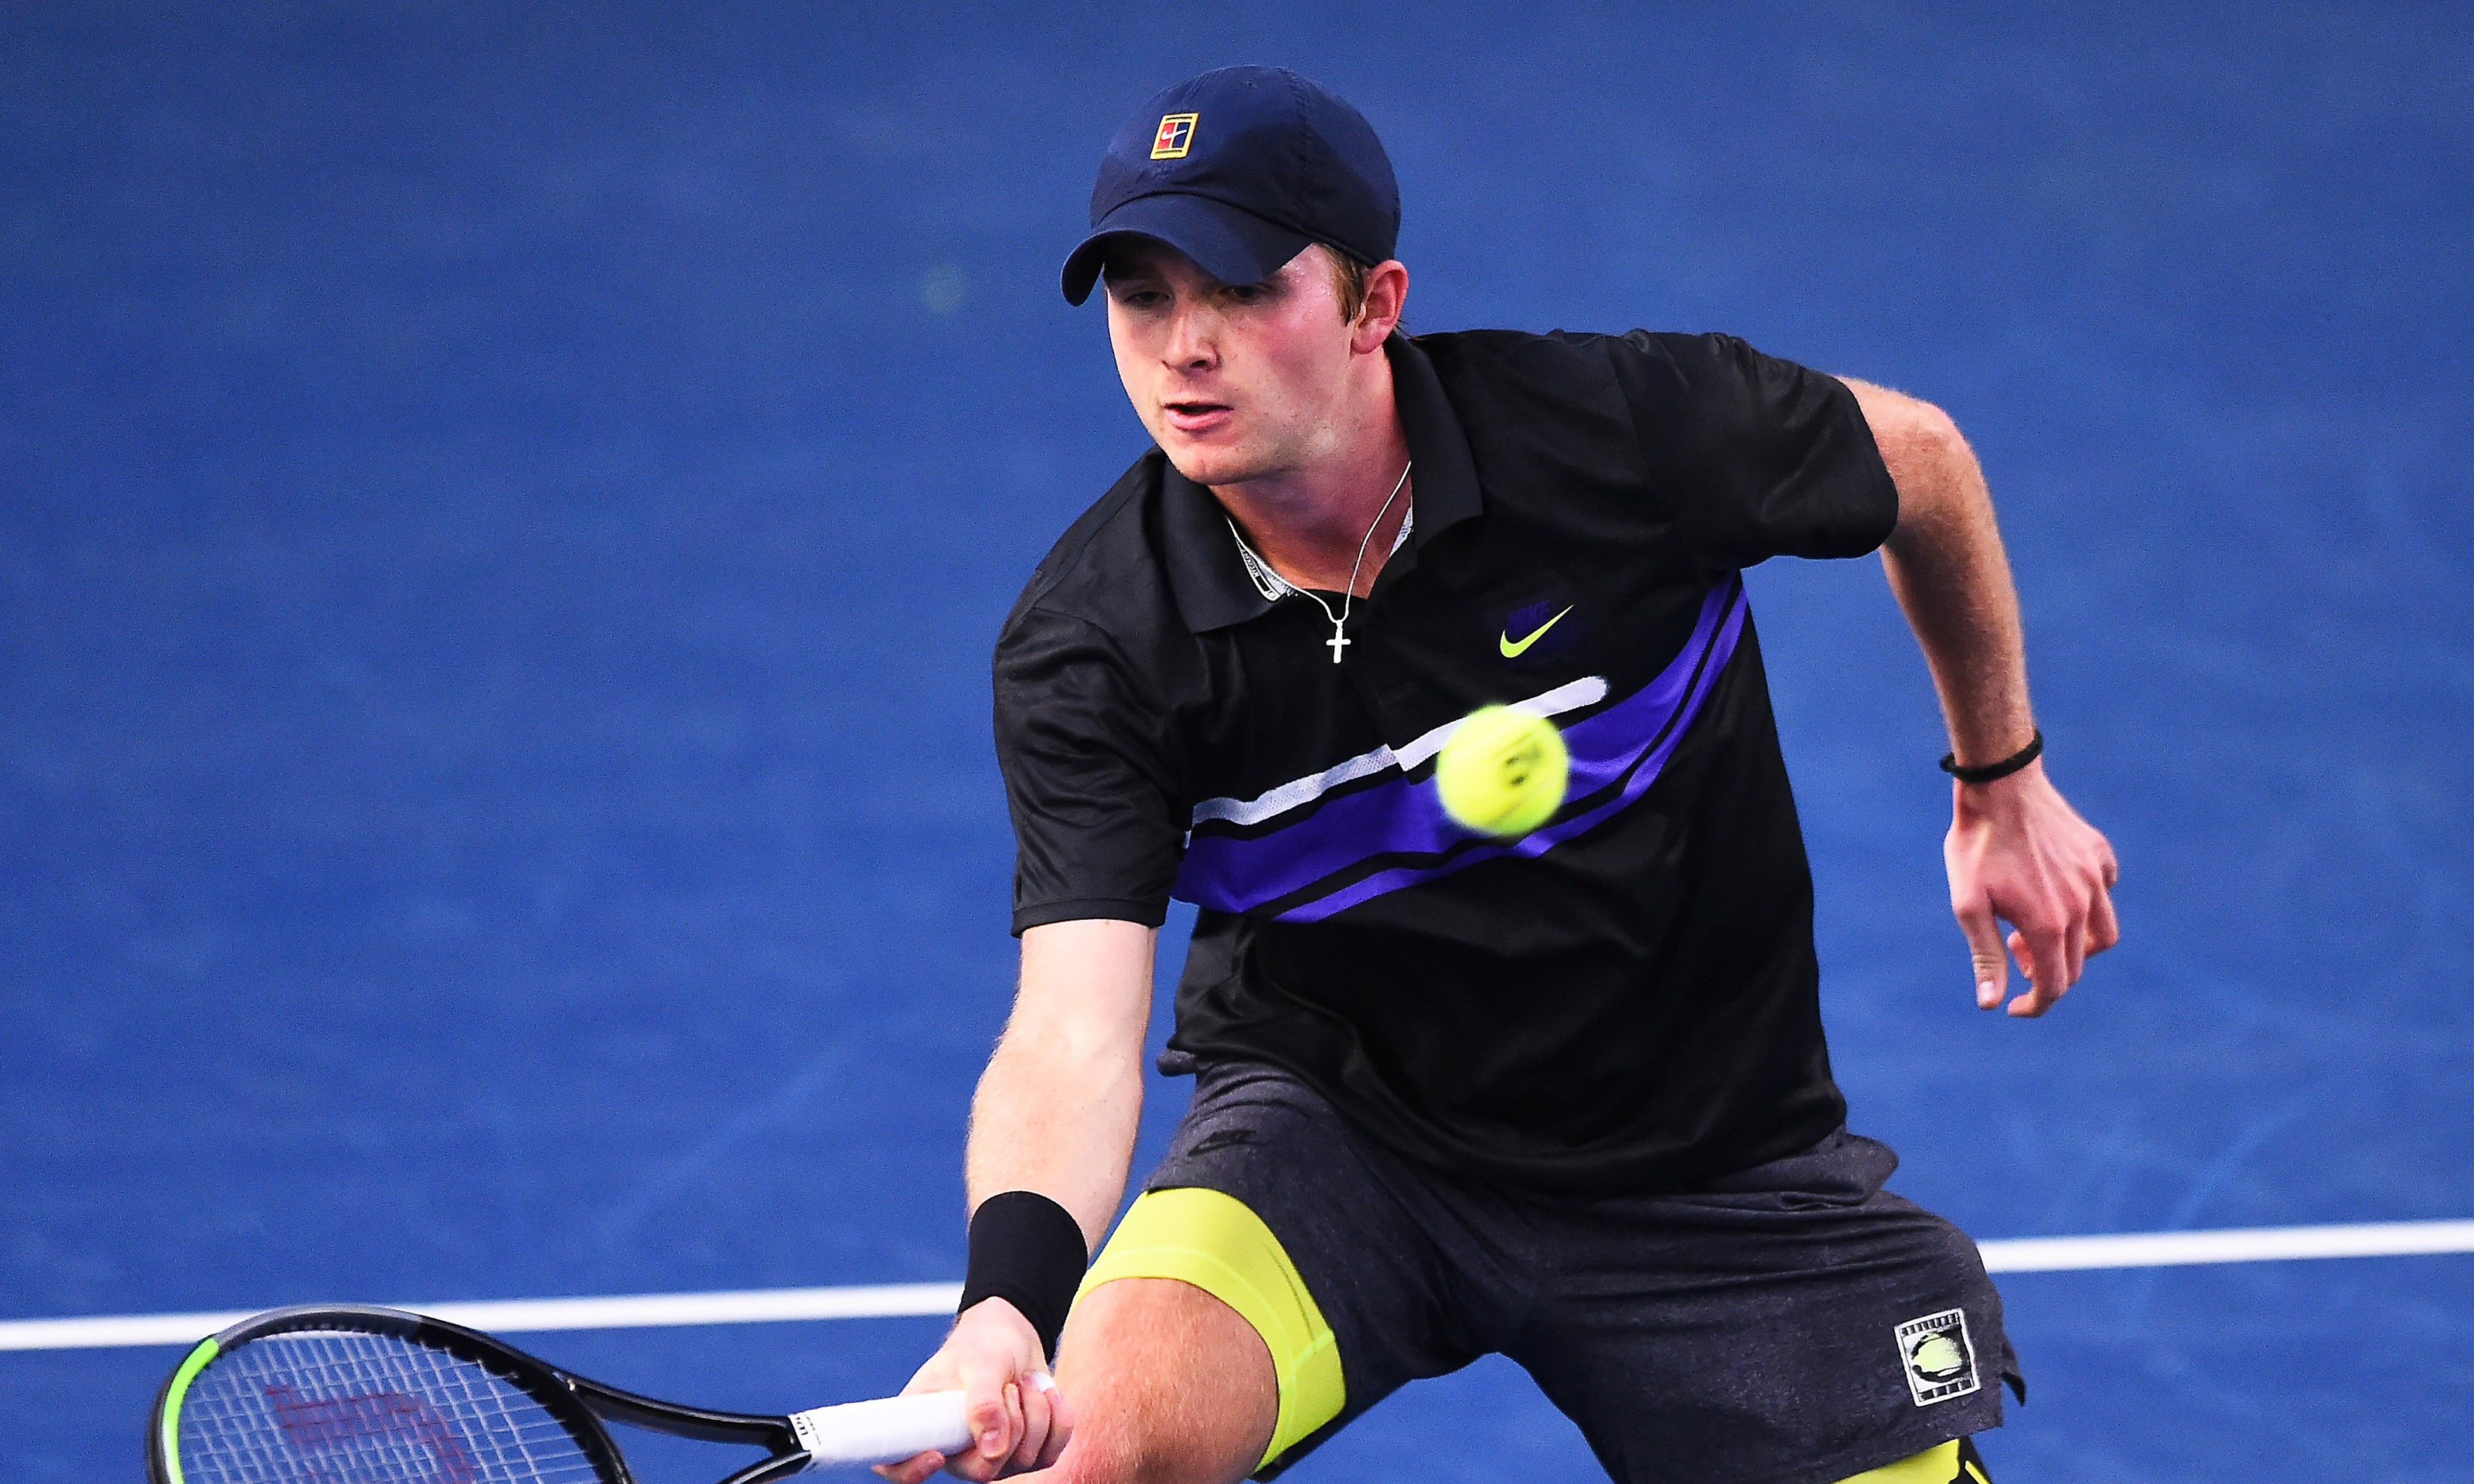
[
  {"x1": 1053, "y1": 1276, "x2": 1278, "y2": 1484},
  {"x1": 1042, "y1": 1434, "x2": 1161, "y2": 1484},
  {"x1": 1048, "y1": 1418, "x2": 1249, "y2": 1484}
]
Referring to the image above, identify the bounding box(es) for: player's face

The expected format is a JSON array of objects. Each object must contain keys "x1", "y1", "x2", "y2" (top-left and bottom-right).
[{"x1": 1103, "y1": 242, "x2": 1360, "y2": 488}]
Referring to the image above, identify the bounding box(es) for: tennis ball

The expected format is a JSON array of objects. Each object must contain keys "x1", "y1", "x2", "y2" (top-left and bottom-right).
[{"x1": 1434, "y1": 706, "x2": 1569, "y2": 836}]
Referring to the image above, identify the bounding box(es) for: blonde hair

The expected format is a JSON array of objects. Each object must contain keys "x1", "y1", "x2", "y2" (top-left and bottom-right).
[{"x1": 1327, "y1": 249, "x2": 1371, "y2": 323}]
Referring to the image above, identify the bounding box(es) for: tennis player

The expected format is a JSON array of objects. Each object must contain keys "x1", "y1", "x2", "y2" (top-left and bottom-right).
[{"x1": 885, "y1": 66, "x2": 2119, "y2": 1484}]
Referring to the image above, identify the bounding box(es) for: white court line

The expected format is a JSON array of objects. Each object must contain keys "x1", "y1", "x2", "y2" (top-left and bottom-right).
[
  {"x1": 0, "y1": 1281, "x2": 962, "y2": 1353},
  {"x1": 1976, "y1": 1218, "x2": 2474, "y2": 1274},
  {"x1": 5, "y1": 1218, "x2": 2472, "y2": 1353}
]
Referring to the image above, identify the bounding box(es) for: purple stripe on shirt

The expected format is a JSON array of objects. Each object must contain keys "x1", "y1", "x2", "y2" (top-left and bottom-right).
[{"x1": 1171, "y1": 579, "x2": 1747, "y2": 919}]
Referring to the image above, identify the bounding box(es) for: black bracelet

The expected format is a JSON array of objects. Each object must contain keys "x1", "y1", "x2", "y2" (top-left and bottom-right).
[
  {"x1": 959, "y1": 1190, "x2": 1089, "y2": 1361},
  {"x1": 1941, "y1": 730, "x2": 2043, "y2": 784}
]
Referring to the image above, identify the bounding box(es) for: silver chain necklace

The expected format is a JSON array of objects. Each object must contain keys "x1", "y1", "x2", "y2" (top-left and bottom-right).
[{"x1": 1226, "y1": 460, "x2": 1412, "y2": 664}]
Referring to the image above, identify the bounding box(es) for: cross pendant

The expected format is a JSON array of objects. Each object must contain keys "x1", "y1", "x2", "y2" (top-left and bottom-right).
[{"x1": 1326, "y1": 623, "x2": 1351, "y2": 663}]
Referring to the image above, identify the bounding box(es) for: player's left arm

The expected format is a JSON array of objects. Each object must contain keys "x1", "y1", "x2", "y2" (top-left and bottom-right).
[{"x1": 1840, "y1": 376, "x2": 2121, "y2": 1017}]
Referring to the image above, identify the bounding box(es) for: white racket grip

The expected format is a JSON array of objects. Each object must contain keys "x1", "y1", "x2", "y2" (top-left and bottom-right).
[{"x1": 788, "y1": 1391, "x2": 973, "y2": 1469}]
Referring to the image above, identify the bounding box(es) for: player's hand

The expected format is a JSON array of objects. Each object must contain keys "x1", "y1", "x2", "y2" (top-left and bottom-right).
[
  {"x1": 876, "y1": 1297, "x2": 1070, "y2": 1482},
  {"x1": 1944, "y1": 757, "x2": 2120, "y2": 1016}
]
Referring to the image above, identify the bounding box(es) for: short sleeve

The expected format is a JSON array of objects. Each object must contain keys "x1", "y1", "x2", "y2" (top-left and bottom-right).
[
  {"x1": 993, "y1": 604, "x2": 1186, "y2": 934},
  {"x1": 1608, "y1": 331, "x2": 1899, "y2": 570}
]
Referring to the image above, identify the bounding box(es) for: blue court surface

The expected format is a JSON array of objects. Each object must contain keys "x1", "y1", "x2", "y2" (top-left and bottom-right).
[{"x1": 5, "y1": 4, "x2": 2470, "y2": 1480}]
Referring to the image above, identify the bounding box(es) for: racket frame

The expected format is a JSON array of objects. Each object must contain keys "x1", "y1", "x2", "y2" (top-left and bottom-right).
[{"x1": 148, "y1": 1303, "x2": 812, "y2": 1484}]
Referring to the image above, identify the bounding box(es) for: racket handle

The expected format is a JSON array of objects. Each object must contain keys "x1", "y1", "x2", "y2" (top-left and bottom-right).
[{"x1": 789, "y1": 1391, "x2": 973, "y2": 1469}]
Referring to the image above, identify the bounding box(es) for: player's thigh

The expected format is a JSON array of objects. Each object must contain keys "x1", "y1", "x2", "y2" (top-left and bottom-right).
[
  {"x1": 1051, "y1": 1275, "x2": 1276, "y2": 1484},
  {"x1": 1069, "y1": 1060, "x2": 1483, "y2": 1477},
  {"x1": 1508, "y1": 1131, "x2": 2018, "y2": 1483}
]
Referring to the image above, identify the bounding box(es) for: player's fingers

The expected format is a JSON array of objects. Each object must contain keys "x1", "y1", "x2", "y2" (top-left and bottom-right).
[
  {"x1": 1954, "y1": 896, "x2": 2007, "y2": 1009},
  {"x1": 2007, "y1": 925, "x2": 2068, "y2": 1016},
  {"x1": 986, "y1": 1380, "x2": 1024, "y2": 1465},
  {"x1": 873, "y1": 1451, "x2": 945, "y2": 1484},
  {"x1": 2002, "y1": 928, "x2": 2031, "y2": 1005},
  {"x1": 942, "y1": 1443, "x2": 998, "y2": 1483},
  {"x1": 1007, "y1": 1376, "x2": 1051, "y2": 1474},
  {"x1": 1033, "y1": 1375, "x2": 1072, "y2": 1469},
  {"x1": 954, "y1": 1363, "x2": 1017, "y2": 1477},
  {"x1": 2063, "y1": 914, "x2": 2087, "y2": 988},
  {"x1": 2087, "y1": 874, "x2": 2121, "y2": 954},
  {"x1": 2004, "y1": 928, "x2": 2040, "y2": 1016}
]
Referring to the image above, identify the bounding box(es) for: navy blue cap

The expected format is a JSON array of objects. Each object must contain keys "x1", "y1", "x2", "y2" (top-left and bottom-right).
[{"x1": 1062, "y1": 66, "x2": 1399, "y2": 305}]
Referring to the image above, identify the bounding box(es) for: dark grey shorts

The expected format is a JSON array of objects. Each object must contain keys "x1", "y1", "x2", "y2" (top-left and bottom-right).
[{"x1": 1144, "y1": 1060, "x2": 2022, "y2": 1484}]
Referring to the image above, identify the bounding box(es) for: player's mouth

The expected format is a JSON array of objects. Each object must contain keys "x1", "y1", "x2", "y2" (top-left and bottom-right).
[{"x1": 1161, "y1": 399, "x2": 1233, "y2": 435}]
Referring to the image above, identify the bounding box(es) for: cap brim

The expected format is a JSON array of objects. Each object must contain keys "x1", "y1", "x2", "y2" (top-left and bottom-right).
[{"x1": 1060, "y1": 193, "x2": 1314, "y2": 305}]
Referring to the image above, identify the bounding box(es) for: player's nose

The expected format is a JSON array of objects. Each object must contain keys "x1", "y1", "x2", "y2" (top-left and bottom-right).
[{"x1": 1160, "y1": 301, "x2": 1218, "y2": 369}]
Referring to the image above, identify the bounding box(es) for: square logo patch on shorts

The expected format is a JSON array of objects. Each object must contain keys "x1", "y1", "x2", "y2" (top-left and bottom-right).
[{"x1": 1894, "y1": 1309, "x2": 1980, "y2": 1406}]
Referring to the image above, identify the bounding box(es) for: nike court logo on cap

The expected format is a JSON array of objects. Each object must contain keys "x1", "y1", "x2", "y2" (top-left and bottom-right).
[
  {"x1": 1500, "y1": 605, "x2": 1573, "y2": 658},
  {"x1": 1151, "y1": 113, "x2": 1198, "y2": 158}
]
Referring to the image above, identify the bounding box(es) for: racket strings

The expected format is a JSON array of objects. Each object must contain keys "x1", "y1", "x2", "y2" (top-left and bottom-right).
[{"x1": 179, "y1": 1329, "x2": 607, "y2": 1482}]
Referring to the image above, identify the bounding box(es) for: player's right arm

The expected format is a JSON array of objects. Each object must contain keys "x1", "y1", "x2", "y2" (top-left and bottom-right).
[{"x1": 881, "y1": 917, "x2": 1158, "y2": 1484}]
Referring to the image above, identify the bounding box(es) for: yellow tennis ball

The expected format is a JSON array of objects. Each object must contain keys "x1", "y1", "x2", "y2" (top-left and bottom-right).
[{"x1": 1434, "y1": 706, "x2": 1569, "y2": 836}]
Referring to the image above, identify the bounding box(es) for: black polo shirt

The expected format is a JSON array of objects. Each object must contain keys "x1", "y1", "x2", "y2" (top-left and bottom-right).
[{"x1": 993, "y1": 328, "x2": 1897, "y2": 1193}]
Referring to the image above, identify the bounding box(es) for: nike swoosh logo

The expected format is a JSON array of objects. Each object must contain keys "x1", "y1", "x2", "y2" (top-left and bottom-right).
[{"x1": 1499, "y1": 605, "x2": 1574, "y2": 658}]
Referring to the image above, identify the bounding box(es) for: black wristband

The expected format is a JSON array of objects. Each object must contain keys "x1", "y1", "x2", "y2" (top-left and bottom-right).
[
  {"x1": 959, "y1": 1190, "x2": 1088, "y2": 1361},
  {"x1": 1941, "y1": 729, "x2": 2044, "y2": 785}
]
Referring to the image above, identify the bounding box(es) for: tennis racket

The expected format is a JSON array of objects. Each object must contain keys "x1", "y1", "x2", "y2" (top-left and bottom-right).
[{"x1": 148, "y1": 1304, "x2": 975, "y2": 1483}]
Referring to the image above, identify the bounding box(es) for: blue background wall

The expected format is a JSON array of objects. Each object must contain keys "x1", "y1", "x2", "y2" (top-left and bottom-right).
[{"x1": 4, "y1": 4, "x2": 2469, "y2": 1479}]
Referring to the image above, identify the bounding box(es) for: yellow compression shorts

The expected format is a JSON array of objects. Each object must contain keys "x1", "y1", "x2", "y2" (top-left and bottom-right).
[
  {"x1": 1838, "y1": 1438, "x2": 1992, "y2": 1483},
  {"x1": 1077, "y1": 1190, "x2": 1990, "y2": 1483},
  {"x1": 1073, "y1": 1186, "x2": 1344, "y2": 1472}
]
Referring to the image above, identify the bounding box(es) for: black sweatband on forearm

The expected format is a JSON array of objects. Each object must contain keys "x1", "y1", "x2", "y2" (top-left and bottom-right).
[
  {"x1": 959, "y1": 1190, "x2": 1089, "y2": 1360},
  {"x1": 1941, "y1": 729, "x2": 2043, "y2": 785}
]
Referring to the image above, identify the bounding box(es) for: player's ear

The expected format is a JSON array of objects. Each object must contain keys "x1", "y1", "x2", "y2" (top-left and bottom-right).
[{"x1": 1351, "y1": 260, "x2": 1408, "y2": 353}]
